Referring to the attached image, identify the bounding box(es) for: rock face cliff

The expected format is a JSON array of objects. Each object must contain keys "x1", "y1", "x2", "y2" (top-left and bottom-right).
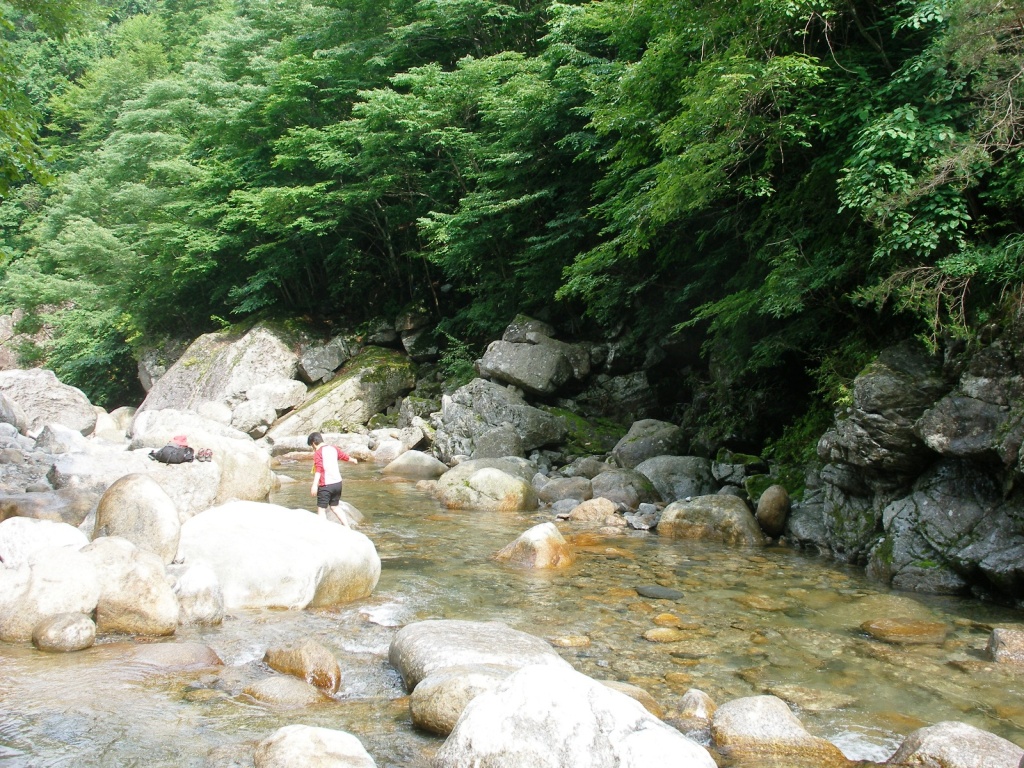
[{"x1": 791, "y1": 328, "x2": 1024, "y2": 604}]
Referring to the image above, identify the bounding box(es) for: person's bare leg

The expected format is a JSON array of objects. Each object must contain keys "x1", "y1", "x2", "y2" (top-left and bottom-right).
[
  {"x1": 316, "y1": 506, "x2": 328, "y2": 520},
  {"x1": 329, "y1": 504, "x2": 351, "y2": 527}
]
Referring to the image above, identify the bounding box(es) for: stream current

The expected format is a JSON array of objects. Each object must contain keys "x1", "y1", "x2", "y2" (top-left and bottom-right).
[{"x1": 1, "y1": 461, "x2": 1023, "y2": 766}]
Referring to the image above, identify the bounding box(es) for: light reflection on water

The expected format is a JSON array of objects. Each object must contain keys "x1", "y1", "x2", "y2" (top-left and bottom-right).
[{"x1": 1, "y1": 462, "x2": 1023, "y2": 767}]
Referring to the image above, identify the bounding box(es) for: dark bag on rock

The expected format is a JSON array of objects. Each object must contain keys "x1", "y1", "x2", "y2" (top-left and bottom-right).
[{"x1": 149, "y1": 445, "x2": 195, "y2": 464}]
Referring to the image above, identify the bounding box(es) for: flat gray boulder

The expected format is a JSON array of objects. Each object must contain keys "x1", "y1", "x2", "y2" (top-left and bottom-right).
[
  {"x1": 613, "y1": 420, "x2": 686, "y2": 469},
  {"x1": 267, "y1": 347, "x2": 415, "y2": 439},
  {"x1": 0, "y1": 369, "x2": 96, "y2": 435},
  {"x1": 635, "y1": 455, "x2": 716, "y2": 503},
  {"x1": 388, "y1": 619, "x2": 572, "y2": 691}
]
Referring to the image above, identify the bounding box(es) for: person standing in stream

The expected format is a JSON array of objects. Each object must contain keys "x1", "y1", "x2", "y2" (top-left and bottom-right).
[{"x1": 307, "y1": 432, "x2": 359, "y2": 526}]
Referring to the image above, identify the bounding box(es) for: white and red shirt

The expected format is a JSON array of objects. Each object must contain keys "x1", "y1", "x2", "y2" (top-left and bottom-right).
[{"x1": 313, "y1": 445, "x2": 351, "y2": 485}]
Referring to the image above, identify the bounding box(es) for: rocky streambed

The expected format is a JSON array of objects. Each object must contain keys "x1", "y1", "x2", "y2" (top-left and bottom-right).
[{"x1": 2, "y1": 463, "x2": 1024, "y2": 766}]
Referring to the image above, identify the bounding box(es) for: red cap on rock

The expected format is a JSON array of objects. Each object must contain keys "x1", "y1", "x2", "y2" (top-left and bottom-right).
[{"x1": 171, "y1": 435, "x2": 188, "y2": 446}]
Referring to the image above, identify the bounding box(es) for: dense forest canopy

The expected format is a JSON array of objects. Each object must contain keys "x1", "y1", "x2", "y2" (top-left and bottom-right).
[{"x1": 1, "y1": 0, "x2": 1023, "y2": 457}]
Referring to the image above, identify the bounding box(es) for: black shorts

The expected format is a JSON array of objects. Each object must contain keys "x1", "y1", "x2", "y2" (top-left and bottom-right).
[{"x1": 317, "y1": 482, "x2": 342, "y2": 508}]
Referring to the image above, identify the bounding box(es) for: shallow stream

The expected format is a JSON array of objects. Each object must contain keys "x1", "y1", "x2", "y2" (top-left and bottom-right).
[{"x1": 2, "y1": 462, "x2": 1023, "y2": 766}]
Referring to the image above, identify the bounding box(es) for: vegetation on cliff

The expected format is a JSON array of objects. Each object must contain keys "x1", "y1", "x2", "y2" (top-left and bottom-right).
[{"x1": 1, "y1": 0, "x2": 1022, "y2": 454}]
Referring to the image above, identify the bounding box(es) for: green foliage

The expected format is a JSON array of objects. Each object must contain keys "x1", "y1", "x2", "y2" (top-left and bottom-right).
[
  {"x1": 437, "y1": 331, "x2": 477, "y2": 388},
  {"x1": 3, "y1": 0, "x2": 1024, "y2": 454}
]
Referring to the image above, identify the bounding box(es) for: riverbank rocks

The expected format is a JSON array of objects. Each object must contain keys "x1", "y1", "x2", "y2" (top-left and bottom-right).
[
  {"x1": 267, "y1": 347, "x2": 415, "y2": 438},
  {"x1": 0, "y1": 516, "x2": 88, "y2": 567},
  {"x1": 264, "y1": 638, "x2": 341, "y2": 694},
  {"x1": 634, "y1": 455, "x2": 715, "y2": 504},
  {"x1": 94, "y1": 474, "x2": 180, "y2": 563},
  {"x1": 82, "y1": 536, "x2": 179, "y2": 636},
  {"x1": 135, "y1": 323, "x2": 299, "y2": 416},
  {"x1": 0, "y1": 369, "x2": 97, "y2": 435},
  {"x1": 658, "y1": 495, "x2": 766, "y2": 547},
  {"x1": 0, "y1": 546, "x2": 101, "y2": 642},
  {"x1": 612, "y1": 419, "x2": 686, "y2": 469},
  {"x1": 388, "y1": 619, "x2": 572, "y2": 691},
  {"x1": 495, "y1": 522, "x2": 575, "y2": 569},
  {"x1": 477, "y1": 333, "x2": 590, "y2": 396},
  {"x1": 254, "y1": 725, "x2": 377, "y2": 768},
  {"x1": 435, "y1": 458, "x2": 538, "y2": 511},
  {"x1": 886, "y1": 720, "x2": 1024, "y2": 767},
  {"x1": 710, "y1": 695, "x2": 847, "y2": 766},
  {"x1": 431, "y1": 378, "x2": 567, "y2": 464},
  {"x1": 31, "y1": 611, "x2": 96, "y2": 652},
  {"x1": 434, "y1": 664, "x2": 717, "y2": 768},
  {"x1": 0, "y1": 391, "x2": 27, "y2": 433},
  {"x1": 381, "y1": 450, "x2": 448, "y2": 479},
  {"x1": 175, "y1": 501, "x2": 380, "y2": 610}
]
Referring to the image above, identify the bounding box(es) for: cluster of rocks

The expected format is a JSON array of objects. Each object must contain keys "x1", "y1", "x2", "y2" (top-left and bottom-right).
[{"x1": 790, "y1": 334, "x2": 1024, "y2": 603}]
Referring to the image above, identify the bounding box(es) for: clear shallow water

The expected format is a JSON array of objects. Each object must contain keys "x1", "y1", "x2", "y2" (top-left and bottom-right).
[{"x1": 2, "y1": 462, "x2": 1024, "y2": 767}]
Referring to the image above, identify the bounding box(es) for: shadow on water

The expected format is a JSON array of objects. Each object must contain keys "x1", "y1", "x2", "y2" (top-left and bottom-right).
[{"x1": 1, "y1": 462, "x2": 1023, "y2": 766}]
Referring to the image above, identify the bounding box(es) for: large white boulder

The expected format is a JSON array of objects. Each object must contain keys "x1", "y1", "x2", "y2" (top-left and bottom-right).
[
  {"x1": 131, "y1": 408, "x2": 275, "y2": 504},
  {"x1": 0, "y1": 369, "x2": 96, "y2": 435},
  {"x1": 175, "y1": 501, "x2": 380, "y2": 610},
  {"x1": 434, "y1": 664, "x2": 716, "y2": 768},
  {"x1": 80, "y1": 536, "x2": 179, "y2": 636},
  {"x1": 135, "y1": 323, "x2": 299, "y2": 416},
  {"x1": 388, "y1": 619, "x2": 572, "y2": 692},
  {"x1": 94, "y1": 473, "x2": 181, "y2": 564},
  {"x1": 0, "y1": 517, "x2": 89, "y2": 568},
  {"x1": 0, "y1": 547, "x2": 101, "y2": 642}
]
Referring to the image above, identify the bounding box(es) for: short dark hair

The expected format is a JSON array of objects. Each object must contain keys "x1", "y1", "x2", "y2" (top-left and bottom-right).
[{"x1": 307, "y1": 432, "x2": 323, "y2": 447}]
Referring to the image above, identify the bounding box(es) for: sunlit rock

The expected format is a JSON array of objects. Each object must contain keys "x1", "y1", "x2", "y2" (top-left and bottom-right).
[
  {"x1": 434, "y1": 664, "x2": 716, "y2": 768},
  {"x1": 886, "y1": 720, "x2": 1024, "y2": 768},
  {"x1": 264, "y1": 638, "x2": 341, "y2": 694},
  {"x1": 94, "y1": 473, "x2": 180, "y2": 564},
  {"x1": 254, "y1": 725, "x2": 376, "y2": 768},
  {"x1": 81, "y1": 536, "x2": 179, "y2": 636},
  {"x1": 0, "y1": 369, "x2": 96, "y2": 435},
  {"x1": 435, "y1": 458, "x2": 538, "y2": 511},
  {"x1": 242, "y1": 676, "x2": 329, "y2": 707},
  {"x1": 167, "y1": 562, "x2": 224, "y2": 626},
  {"x1": 0, "y1": 547, "x2": 100, "y2": 643},
  {"x1": 31, "y1": 611, "x2": 96, "y2": 652},
  {"x1": 410, "y1": 663, "x2": 514, "y2": 736},
  {"x1": 711, "y1": 695, "x2": 847, "y2": 766},
  {"x1": 381, "y1": 450, "x2": 448, "y2": 479},
  {"x1": 0, "y1": 516, "x2": 88, "y2": 568},
  {"x1": 389, "y1": 619, "x2": 572, "y2": 692},
  {"x1": 176, "y1": 501, "x2": 380, "y2": 610},
  {"x1": 495, "y1": 522, "x2": 575, "y2": 569}
]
